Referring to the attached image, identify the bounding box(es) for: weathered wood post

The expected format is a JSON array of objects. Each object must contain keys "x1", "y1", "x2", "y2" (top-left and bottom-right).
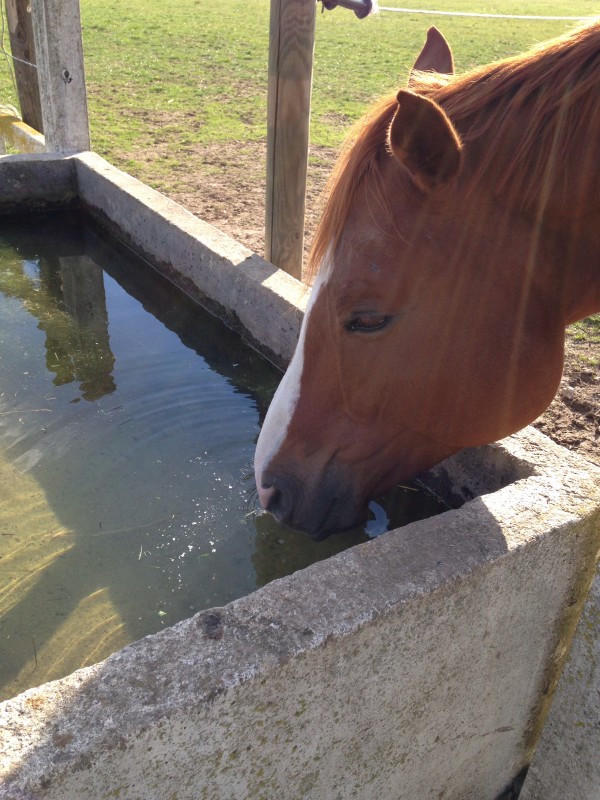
[
  {"x1": 4, "y1": 0, "x2": 43, "y2": 132},
  {"x1": 30, "y1": 0, "x2": 90, "y2": 152},
  {"x1": 265, "y1": 0, "x2": 317, "y2": 280}
]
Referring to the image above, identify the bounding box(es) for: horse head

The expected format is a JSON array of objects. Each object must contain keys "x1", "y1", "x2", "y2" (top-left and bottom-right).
[{"x1": 255, "y1": 28, "x2": 570, "y2": 537}]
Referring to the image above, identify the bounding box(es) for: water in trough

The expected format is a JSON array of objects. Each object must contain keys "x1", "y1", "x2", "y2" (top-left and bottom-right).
[{"x1": 0, "y1": 212, "x2": 445, "y2": 700}]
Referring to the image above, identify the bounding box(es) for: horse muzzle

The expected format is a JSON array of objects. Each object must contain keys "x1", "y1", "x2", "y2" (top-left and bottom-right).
[{"x1": 258, "y1": 464, "x2": 366, "y2": 539}]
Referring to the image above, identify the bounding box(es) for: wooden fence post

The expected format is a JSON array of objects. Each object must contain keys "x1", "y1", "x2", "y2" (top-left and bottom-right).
[
  {"x1": 30, "y1": 0, "x2": 90, "y2": 152},
  {"x1": 4, "y1": 0, "x2": 43, "y2": 132},
  {"x1": 265, "y1": 0, "x2": 316, "y2": 280}
]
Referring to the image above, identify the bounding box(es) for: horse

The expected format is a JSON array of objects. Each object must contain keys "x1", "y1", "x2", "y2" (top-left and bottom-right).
[{"x1": 255, "y1": 23, "x2": 600, "y2": 538}]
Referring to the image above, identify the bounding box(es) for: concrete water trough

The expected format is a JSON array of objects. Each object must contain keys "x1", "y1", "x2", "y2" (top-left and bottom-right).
[{"x1": 0, "y1": 152, "x2": 599, "y2": 800}]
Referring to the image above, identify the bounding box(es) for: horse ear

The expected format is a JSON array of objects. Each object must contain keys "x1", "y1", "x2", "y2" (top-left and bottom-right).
[
  {"x1": 410, "y1": 26, "x2": 454, "y2": 81},
  {"x1": 388, "y1": 89, "x2": 462, "y2": 191}
]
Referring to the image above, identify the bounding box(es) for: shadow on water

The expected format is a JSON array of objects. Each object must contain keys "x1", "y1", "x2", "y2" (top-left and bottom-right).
[{"x1": 0, "y1": 211, "x2": 447, "y2": 700}]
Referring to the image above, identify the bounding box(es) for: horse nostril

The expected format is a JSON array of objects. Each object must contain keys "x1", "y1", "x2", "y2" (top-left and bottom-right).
[
  {"x1": 259, "y1": 472, "x2": 295, "y2": 523},
  {"x1": 257, "y1": 483, "x2": 278, "y2": 511}
]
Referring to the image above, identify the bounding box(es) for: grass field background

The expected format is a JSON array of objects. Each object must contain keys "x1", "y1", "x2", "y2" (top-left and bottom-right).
[{"x1": 1, "y1": 0, "x2": 597, "y2": 174}]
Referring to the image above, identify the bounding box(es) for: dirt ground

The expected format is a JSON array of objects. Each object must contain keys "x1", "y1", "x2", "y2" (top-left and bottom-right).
[{"x1": 145, "y1": 139, "x2": 599, "y2": 469}]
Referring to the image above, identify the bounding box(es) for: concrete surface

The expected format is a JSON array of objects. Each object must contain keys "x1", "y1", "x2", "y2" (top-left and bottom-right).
[
  {"x1": 0, "y1": 115, "x2": 45, "y2": 155},
  {"x1": 0, "y1": 152, "x2": 598, "y2": 800},
  {"x1": 73, "y1": 151, "x2": 306, "y2": 368},
  {"x1": 520, "y1": 564, "x2": 600, "y2": 800},
  {"x1": 0, "y1": 153, "x2": 75, "y2": 212}
]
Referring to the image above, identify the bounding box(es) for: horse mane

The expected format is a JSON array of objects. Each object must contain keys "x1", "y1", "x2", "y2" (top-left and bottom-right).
[
  {"x1": 307, "y1": 20, "x2": 600, "y2": 280},
  {"x1": 307, "y1": 95, "x2": 398, "y2": 280}
]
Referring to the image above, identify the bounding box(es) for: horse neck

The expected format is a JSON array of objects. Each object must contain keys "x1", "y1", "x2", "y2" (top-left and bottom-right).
[{"x1": 460, "y1": 101, "x2": 600, "y2": 325}]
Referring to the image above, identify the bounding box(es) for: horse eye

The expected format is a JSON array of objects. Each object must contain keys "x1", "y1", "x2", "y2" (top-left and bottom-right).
[{"x1": 346, "y1": 314, "x2": 392, "y2": 333}]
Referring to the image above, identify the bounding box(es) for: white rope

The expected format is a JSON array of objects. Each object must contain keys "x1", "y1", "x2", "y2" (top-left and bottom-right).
[{"x1": 377, "y1": 7, "x2": 596, "y2": 21}]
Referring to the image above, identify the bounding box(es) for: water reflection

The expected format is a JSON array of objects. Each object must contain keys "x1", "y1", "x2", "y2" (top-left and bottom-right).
[
  {"x1": 0, "y1": 228, "x2": 116, "y2": 401},
  {"x1": 44, "y1": 254, "x2": 115, "y2": 400}
]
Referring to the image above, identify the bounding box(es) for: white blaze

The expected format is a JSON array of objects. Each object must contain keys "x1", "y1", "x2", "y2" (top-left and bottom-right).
[{"x1": 254, "y1": 269, "x2": 328, "y2": 508}]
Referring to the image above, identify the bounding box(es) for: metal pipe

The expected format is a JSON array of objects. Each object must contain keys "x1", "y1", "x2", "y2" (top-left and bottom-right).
[{"x1": 320, "y1": 0, "x2": 374, "y2": 20}]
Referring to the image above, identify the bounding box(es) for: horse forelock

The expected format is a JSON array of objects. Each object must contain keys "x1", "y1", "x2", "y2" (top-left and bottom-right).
[{"x1": 307, "y1": 20, "x2": 600, "y2": 277}]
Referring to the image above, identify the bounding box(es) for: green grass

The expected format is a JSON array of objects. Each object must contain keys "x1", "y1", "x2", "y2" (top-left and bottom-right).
[
  {"x1": 569, "y1": 316, "x2": 600, "y2": 366},
  {"x1": 311, "y1": 1, "x2": 598, "y2": 144},
  {"x1": 2, "y1": 0, "x2": 597, "y2": 157},
  {"x1": 87, "y1": 0, "x2": 598, "y2": 152},
  {"x1": 571, "y1": 316, "x2": 600, "y2": 339}
]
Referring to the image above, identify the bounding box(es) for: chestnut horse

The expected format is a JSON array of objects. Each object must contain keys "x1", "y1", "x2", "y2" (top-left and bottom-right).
[{"x1": 255, "y1": 23, "x2": 600, "y2": 537}]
